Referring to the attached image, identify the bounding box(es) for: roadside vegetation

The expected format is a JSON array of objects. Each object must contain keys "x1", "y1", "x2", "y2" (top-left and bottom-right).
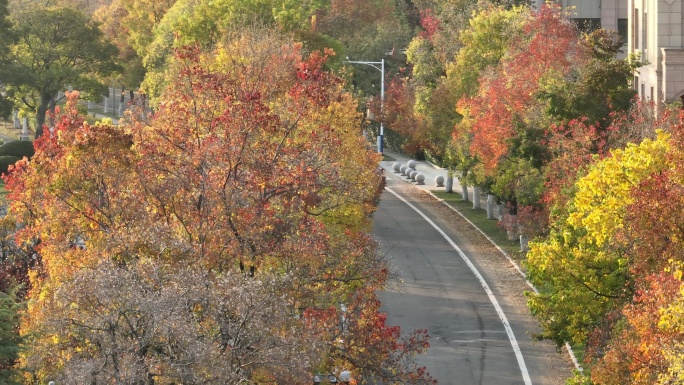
[{"x1": 0, "y1": 0, "x2": 682, "y2": 383}]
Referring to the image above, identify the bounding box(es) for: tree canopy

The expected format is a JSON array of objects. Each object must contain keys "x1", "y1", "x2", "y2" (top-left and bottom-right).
[
  {"x1": 5, "y1": 30, "x2": 433, "y2": 384},
  {"x1": 1, "y1": 4, "x2": 119, "y2": 136}
]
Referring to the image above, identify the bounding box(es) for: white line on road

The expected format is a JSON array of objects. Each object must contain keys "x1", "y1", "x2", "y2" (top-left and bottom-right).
[{"x1": 385, "y1": 187, "x2": 533, "y2": 385}]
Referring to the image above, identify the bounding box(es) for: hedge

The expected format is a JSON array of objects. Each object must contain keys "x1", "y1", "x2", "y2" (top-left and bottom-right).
[
  {"x1": 0, "y1": 156, "x2": 20, "y2": 175},
  {"x1": 0, "y1": 141, "x2": 34, "y2": 159}
]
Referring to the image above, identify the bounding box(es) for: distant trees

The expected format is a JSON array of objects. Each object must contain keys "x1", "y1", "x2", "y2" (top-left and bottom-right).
[
  {"x1": 0, "y1": 287, "x2": 22, "y2": 385},
  {"x1": 1, "y1": 3, "x2": 119, "y2": 136}
]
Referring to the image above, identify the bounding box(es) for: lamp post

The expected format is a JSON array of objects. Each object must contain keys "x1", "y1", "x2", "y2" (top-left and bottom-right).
[{"x1": 343, "y1": 59, "x2": 385, "y2": 154}]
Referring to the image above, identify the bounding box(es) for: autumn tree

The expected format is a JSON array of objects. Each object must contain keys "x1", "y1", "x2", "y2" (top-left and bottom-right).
[
  {"x1": 445, "y1": 4, "x2": 528, "y2": 185},
  {"x1": 1, "y1": 4, "x2": 119, "y2": 136},
  {"x1": 28, "y1": 258, "x2": 324, "y2": 384},
  {"x1": 585, "y1": 270, "x2": 682, "y2": 385},
  {"x1": 141, "y1": 0, "x2": 335, "y2": 100},
  {"x1": 8, "y1": 30, "x2": 433, "y2": 384},
  {"x1": 526, "y1": 132, "x2": 671, "y2": 347},
  {"x1": 572, "y1": 110, "x2": 684, "y2": 384}
]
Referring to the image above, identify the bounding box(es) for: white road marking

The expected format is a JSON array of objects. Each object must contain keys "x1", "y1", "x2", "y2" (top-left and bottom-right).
[{"x1": 386, "y1": 187, "x2": 533, "y2": 385}]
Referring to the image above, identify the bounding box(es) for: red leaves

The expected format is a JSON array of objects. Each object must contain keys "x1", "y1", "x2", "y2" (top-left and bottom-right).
[
  {"x1": 460, "y1": 4, "x2": 582, "y2": 174},
  {"x1": 419, "y1": 9, "x2": 439, "y2": 40},
  {"x1": 8, "y1": 34, "x2": 420, "y2": 384},
  {"x1": 588, "y1": 271, "x2": 682, "y2": 384}
]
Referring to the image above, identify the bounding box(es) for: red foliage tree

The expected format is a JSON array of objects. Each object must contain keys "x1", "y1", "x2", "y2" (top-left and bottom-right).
[{"x1": 457, "y1": 4, "x2": 583, "y2": 174}]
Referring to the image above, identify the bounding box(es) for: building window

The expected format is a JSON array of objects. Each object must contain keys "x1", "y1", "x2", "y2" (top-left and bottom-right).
[
  {"x1": 650, "y1": 86, "x2": 654, "y2": 102},
  {"x1": 618, "y1": 18, "x2": 628, "y2": 45},
  {"x1": 572, "y1": 18, "x2": 601, "y2": 33},
  {"x1": 634, "y1": 76, "x2": 639, "y2": 91}
]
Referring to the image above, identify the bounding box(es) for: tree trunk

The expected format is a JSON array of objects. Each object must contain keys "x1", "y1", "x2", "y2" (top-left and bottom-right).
[
  {"x1": 34, "y1": 92, "x2": 52, "y2": 138},
  {"x1": 487, "y1": 194, "x2": 496, "y2": 219},
  {"x1": 520, "y1": 234, "x2": 529, "y2": 252},
  {"x1": 461, "y1": 182, "x2": 469, "y2": 202},
  {"x1": 473, "y1": 186, "x2": 481, "y2": 209},
  {"x1": 48, "y1": 96, "x2": 57, "y2": 128},
  {"x1": 445, "y1": 173, "x2": 453, "y2": 193}
]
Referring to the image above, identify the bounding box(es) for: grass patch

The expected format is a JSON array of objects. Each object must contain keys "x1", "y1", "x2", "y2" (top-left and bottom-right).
[
  {"x1": 382, "y1": 153, "x2": 396, "y2": 162},
  {"x1": 431, "y1": 190, "x2": 525, "y2": 264}
]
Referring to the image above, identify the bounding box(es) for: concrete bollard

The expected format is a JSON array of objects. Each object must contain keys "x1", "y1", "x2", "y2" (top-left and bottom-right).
[
  {"x1": 405, "y1": 168, "x2": 415, "y2": 179},
  {"x1": 392, "y1": 162, "x2": 401, "y2": 172},
  {"x1": 409, "y1": 170, "x2": 418, "y2": 180},
  {"x1": 416, "y1": 173, "x2": 425, "y2": 185},
  {"x1": 400, "y1": 165, "x2": 408, "y2": 175},
  {"x1": 435, "y1": 175, "x2": 445, "y2": 187},
  {"x1": 407, "y1": 159, "x2": 417, "y2": 169}
]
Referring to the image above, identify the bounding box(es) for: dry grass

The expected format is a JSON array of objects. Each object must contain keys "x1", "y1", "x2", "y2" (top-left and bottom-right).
[{"x1": 0, "y1": 119, "x2": 33, "y2": 142}]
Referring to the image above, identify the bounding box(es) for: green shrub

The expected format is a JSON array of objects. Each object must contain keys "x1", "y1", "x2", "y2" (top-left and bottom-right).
[
  {"x1": 0, "y1": 141, "x2": 34, "y2": 159},
  {"x1": 0, "y1": 156, "x2": 20, "y2": 175}
]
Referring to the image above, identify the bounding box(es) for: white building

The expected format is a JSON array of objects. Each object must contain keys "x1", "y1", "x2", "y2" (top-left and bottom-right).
[
  {"x1": 628, "y1": 0, "x2": 684, "y2": 105},
  {"x1": 533, "y1": 1, "x2": 629, "y2": 56}
]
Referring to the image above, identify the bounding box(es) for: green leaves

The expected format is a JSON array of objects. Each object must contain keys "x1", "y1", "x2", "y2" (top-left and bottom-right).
[
  {"x1": 1, "y1": 5, "x2": 120, "y2": 135},
  {"x1": 0, "y1": 286, "x2": 23, "y2": 385}
]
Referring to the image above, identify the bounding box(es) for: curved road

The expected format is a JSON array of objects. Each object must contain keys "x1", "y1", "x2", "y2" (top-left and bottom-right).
[{"x1": 372, "y1": 175, "x2": 573, "y2": 385}]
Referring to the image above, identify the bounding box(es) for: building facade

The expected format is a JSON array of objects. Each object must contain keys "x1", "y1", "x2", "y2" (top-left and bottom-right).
[
  {"x1": 628, "y1": 0, "x2": 684, "y2": 105},
  {"x1": 556, "y1": 0, "x2": 627, "y2": 37}
]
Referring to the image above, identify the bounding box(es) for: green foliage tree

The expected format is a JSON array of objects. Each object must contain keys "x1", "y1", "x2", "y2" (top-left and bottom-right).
[
  {"x1": 538, "y1": 29, "x2": 641, "y2": 130},
  {"x1": 2, "y1": 5, "x2": 119, "y2": 137},
  {"x1": 0, "y1": 286, "x2": 22, "y2": 385},
  {"x1": 445, "y1": 5, "x2": 528, "y2": 102},
  {"x1": 0, "y1": 0, "x2": 11, "y2": 59},
  {"x1": 93, "y1": 1, "x2": 148, "y2": 101}
]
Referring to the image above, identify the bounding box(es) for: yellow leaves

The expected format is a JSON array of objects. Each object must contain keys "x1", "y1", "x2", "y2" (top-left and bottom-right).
[{"x1": 569, "y1": 131, "x2": 670, "y2": 248}]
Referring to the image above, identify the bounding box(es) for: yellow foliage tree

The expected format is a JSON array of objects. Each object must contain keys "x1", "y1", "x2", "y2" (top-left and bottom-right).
[{"x1": 526, "y1": 131, "x2": 671, "y2": 347}]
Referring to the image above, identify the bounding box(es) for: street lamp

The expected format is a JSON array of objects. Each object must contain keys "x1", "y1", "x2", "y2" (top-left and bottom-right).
[{"x1": 343, "y1": 59, "x2": 385, "y2": 154}]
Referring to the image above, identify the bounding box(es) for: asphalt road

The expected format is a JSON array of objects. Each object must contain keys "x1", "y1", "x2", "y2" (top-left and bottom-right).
[{"x1": 372, "y1": 175, "x2": 573, "y2": 385}]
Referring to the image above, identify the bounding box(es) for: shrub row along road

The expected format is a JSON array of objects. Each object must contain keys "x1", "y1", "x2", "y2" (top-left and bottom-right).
[{"x1": 372, "y1": 174, "x2": 574, "y2": 385}]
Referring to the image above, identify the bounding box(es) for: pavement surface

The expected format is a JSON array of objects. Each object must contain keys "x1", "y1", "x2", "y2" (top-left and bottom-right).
[{"x1": 374, "y1": 149, "x2": 577, "y2": 384}]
